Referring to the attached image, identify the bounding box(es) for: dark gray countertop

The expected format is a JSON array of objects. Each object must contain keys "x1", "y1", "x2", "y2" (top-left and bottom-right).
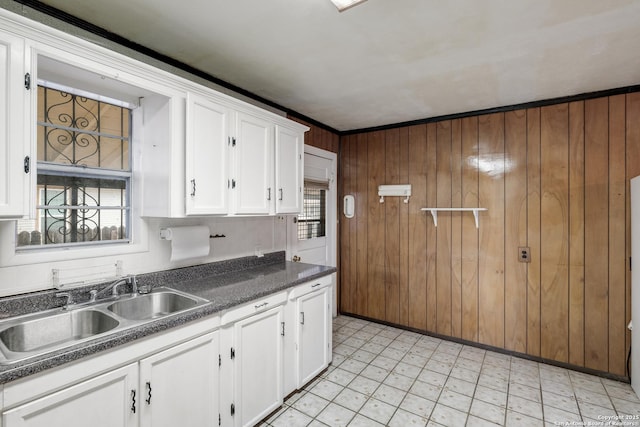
[{"x1": 0, "y1": 252, "x2": 335, "y2": 384}]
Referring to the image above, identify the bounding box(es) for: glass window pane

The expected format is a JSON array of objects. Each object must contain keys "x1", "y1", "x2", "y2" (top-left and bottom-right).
[
  {"x1": 298, "y1": 187, "x2": 326, "y2": 240},
  {"x1": 16, "y1": 175, "x2": 128, "y2": 247},
  {"x1": 37, "y1": 86, "x2": 130, "y2": 170}
]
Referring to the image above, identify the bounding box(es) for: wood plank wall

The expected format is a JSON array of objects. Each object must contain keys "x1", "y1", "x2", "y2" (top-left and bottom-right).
[
  {"x1": 287, "y1": 116, "x2": 339, "y2": 153},
  {"x1": 339, "y1": 92, "x2": 640, "y2": 377}
]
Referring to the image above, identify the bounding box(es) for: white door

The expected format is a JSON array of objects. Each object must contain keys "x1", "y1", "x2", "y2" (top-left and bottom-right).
[
  {"x1": 139, "y1": 332, "x2": 218, "y2": 427},
  {"x1": 296, "y1": 286, "x2": 330, "y2": 388},
  {"x1": 185, "y1": 92, "x2": 230, "y2": 215},
  {"x1": 287, "y1": 147, "x2": 336, "y2": 267},
  {"x1": 233, "y1": 306, "x2": 284, "y2": 427},
  {"x1": 232, "y1": 111, "x2": 273, "y2": 214},
  {"x1": 287, "y1": 146, "x2": 337, "y2": 315},
  {"x1": 631, "y1": 176, "x2": 640, "y2": 394},
  {"x1": 275, "y1": 125, "x2": 303, "y2": 214},
  {"x1": 0, "y1": 30, "x2": 29, "y2": 218},
  {"x1": 3, "y1": 364, "x2": 138, "y2": 427}
]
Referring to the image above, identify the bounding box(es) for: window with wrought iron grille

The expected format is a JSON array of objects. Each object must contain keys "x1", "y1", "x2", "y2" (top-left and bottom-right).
[
  {"x1": 16, "y1": 84, "x2": 132, "y2": 248},
  {"x1": 298, "y1": 185, "x2": 326, "y2": 240}
]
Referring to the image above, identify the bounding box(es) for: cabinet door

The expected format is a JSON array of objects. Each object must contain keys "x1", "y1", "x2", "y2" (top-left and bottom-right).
[
  {"x1": 139, "y1": 332, "x2": 218, "y2": 427},
  {"x1": 0, "y1": 30, "x2": 29, "y2": 218},
  {"x1": 275, "y1": 126, "x2": 303, "y2": 214},
  {"x1": 186, "y1": 92, "x2": 229, "y2": 215},
  {"x1": 232, "y1": 112, "x2": 273, "y2": 214},
  {"x1": 297, "y1": 287, "x2": 330, "y2": 388},
  {"x1": 3, "y1": 363, "x2": 138, "y2": 427},
  {"x1": 233, "y1": 306, "x2": 284, "y2": 427}
]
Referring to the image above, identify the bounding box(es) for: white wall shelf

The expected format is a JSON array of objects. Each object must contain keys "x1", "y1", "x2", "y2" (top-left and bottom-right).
[
  {"x1": 378, "y1": 184, "x2": 411, "y2": 203},
  {"x1": 420, "y1": 208, "x2": 488, "y2": 228}
]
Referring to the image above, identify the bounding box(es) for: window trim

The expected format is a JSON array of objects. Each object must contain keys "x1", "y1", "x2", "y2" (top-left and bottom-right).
[{"x1": 17, "y1": 82, "x2": 134, "y2": 250}]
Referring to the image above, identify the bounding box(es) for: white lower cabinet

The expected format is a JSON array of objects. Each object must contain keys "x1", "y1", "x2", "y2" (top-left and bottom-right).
[
  {"x1": 296, "y1": 285, "x2": 331, "y2": 388},
  {"x1": 220, "y1": 292, "x2": 286, "y2": 427},
  {"x1": 0, "y1": 276, "x2": 335, "y2": 427},
  {"x1": 139, "y1": 331, "x2": 218, "y2": 427},
  {"x1": 285, "y1": 275, "x2": 333, "y2": 393},
  {"x1": 3, "y1": 363, "x2": 139, "y2": 427},
  {"x1": 2, "y1": 329, "x2": 219, "y2": 427}
]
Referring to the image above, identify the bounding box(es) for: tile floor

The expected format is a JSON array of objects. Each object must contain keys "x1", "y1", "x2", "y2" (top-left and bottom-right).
[{"x1": 263, "y1": 315, "x2": 640, "y2": 427}]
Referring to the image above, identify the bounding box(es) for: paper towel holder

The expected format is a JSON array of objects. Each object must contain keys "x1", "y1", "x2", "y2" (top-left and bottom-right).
[{"x1": 159, "y1": 228, "x2": 225, "y2": 240}]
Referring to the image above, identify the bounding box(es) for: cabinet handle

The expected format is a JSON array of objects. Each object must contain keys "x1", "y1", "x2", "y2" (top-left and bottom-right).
[
  {"x1": 300, "y1": 312, "x2": 305, "y2": 325},
  {"x1": 24, "y1": 156, "x2": 30, "y2": 174},
  {"x1": 232, "y1": 179, "x2": 236, "y2": 189},
  {"x1": 131, "y1": 390, "x2": 136, "y2": 414},
  {"x1": 281, "y1": 321, "x2": 285, "y2": 336},
  {"x1": 311, "y1": 283, "x2": 322, "y2": 288},
  {"x1": 279, "y1": 188, "x2": 283, "y2": 201},
  {"x1": 146, "y1": 381, "x2": 152, "y2": 405},
  {"x1": 254, "y1": 302, "x2": 269, "y2": 310},
  {"x1": 267, "y1": 187, "x2": 271, "y2": 200},
  {"x1": 190, "y1": 179, "x2": 196, "y2": 196}
]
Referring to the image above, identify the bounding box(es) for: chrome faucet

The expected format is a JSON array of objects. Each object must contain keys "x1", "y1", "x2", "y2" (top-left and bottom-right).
[
  {"x1": 90, "y1": 276, "x2": 138, "y2": 302},
  {"x1": 55, "y1": 292, "x2": 74, "y2": 310}
]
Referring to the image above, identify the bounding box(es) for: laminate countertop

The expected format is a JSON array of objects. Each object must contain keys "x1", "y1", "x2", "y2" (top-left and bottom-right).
[{"x1": 0, "y1": 252, "x2": 336, "y2": 384}]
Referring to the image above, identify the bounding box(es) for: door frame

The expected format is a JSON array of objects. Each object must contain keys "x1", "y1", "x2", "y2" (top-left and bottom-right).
[{"x1": 286, "y1": 145, "x2": 337, "y2": 314}]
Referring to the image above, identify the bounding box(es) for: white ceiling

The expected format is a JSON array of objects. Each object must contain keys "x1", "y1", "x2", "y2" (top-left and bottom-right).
[{"x1": 36, "y1": 0, "x2": 640, "y2": 131}]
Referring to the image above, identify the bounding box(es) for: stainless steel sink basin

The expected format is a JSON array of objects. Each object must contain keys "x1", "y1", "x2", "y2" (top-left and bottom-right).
[
  {"x1": 106, "y1": 289, "x2": 207, "y2": 321},
  {"x1": 0, "y1": 309, "x2": 119, "y2": 353},
  {"x1": 0, "y1": 286, "x2": 209, "y2": 364}
]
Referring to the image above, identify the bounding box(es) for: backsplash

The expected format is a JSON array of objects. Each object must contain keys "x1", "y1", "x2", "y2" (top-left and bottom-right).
[{"x1": 0, "y1": 251, "x2": 285, "y2": 319}]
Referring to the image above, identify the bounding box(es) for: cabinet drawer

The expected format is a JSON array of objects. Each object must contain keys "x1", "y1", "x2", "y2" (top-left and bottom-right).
[
  {"x1": 220, "y1": 291, "x2": 287, "y2": 325},
  {"x1": 288, "y1": 275, "x2": 332, "y2": 300}
]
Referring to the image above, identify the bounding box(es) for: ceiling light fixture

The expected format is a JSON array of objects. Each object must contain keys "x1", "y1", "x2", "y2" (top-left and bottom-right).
[{"x1": 330, "y1": 0, "x2": 368, "y2": 12}]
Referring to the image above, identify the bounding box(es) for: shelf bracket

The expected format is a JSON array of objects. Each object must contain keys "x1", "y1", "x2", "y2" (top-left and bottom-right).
[{"x1": 420, "y1": 208, "x2": 487, "y2": 229}]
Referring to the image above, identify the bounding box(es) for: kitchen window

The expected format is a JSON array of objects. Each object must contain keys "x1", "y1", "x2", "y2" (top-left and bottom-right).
[{"x1": 16, "y1": 84, "x2": 132, "y2": 248}]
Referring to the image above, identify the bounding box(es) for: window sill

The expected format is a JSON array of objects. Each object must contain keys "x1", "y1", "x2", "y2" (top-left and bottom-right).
[{"x1": 0, "y1": 220, "x2": 149, "y2": 267}]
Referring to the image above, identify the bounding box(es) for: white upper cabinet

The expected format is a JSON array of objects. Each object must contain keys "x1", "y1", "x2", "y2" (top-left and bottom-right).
[
  {"x1": 275, "y1": 125, "x2": 303, "y2": 214},
  {"x1": 0, "y1": 30, "x2": 31, "y2": 219},
  {"x1": 0, "y1": 9, "x2": 308, "y2": 219},
  {"x1": 185, "y1": 92, "x2": 230, "y2": 215},
  {"x1": 230, "y1": 111, "x2": 274, "y2": 215}
]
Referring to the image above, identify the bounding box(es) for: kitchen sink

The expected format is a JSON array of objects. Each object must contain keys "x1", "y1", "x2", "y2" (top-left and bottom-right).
[
  {"x1": 0, "y1": 286, "x2": 210, "y2": 364},
  {"x1": 0, "y1": 309, "x2": 119, "y2": 353},
  {"x1": 106, "y1": 288, "x2": 208, "y2": 321}
]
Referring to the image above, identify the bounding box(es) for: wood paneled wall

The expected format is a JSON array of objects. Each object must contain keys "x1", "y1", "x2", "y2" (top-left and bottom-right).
[
  {"x1": 339, "y1": 92, "x2": 640, "y2": 377},
  {"x1": 287, "y1": 116, "x2": 339, "y2": 153}
]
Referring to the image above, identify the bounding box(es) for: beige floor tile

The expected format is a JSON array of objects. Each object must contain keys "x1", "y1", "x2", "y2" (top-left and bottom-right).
[
  {"x1": 383, "y1": 372, "x2": 415, "y2": 391},
  {"x1": 505, "y1": 410, "x2": 544, "y2": 427},
  {"x1": 470, "y1": 399, "x2": 506, "y2": 425},
  {"x1": 335, "y1": 387, "x2": 368, "y2": 412},
  {"x1": 387, "y1": 408, "x2": 428, "y2": 427},
  {"x1": 360, "y1": 364, "x2": 391, "y2": 382},
  {"x1": 315, "y1": 402, "x2": 356, "y2": 427},
  {"x1": 291, "y1": 392, "x2": 330, "y2": 417},
  {"x1": 281, "y1": 316, "x2": 640, "y2": 427},
  {"x1": 400, "y1": 393, "x2": 436, "y2": 418},
  {"x1": 429, "y1": 402, "x2": 468, "y2": 426},
  {"x1": 347, "y1": 414, "x2": 385, "y2": 427},
  {"x1": 359, "y1": 398, "x2": 397, "y2": 425},
  {"x1": 507, "y1": 395, "x2": 543, "y2": 420},
  {"x1": 271, "y1": 408, "x2": 313, "y2": 427},
  {"x1": 372, "y1": 383, "x2": 406, "y2": 407}
]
